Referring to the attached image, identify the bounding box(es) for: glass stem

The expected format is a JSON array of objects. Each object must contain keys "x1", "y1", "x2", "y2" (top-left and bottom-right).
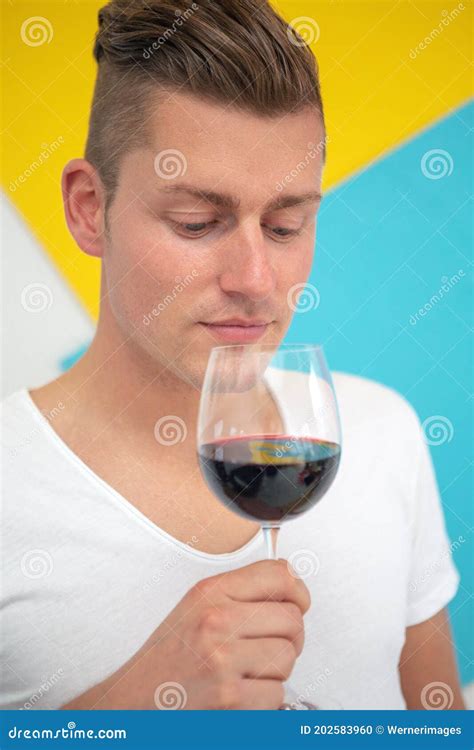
[{"x1": 262, "y1": 525, "x2": 280, "y2": 560}]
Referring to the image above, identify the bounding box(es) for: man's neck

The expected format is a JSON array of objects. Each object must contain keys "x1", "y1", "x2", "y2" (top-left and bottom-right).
[
  {"x1": 35, "y1": 308, "x2": 201, "y2": 465},
  {"x1": 28, "y1": 308, "x2": 271, "y2": 552}
]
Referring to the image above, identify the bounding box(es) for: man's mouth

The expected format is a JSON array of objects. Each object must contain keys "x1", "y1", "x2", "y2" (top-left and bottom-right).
[{"x1": 198, "y1": 318, "x2": 273, "y2": 343}]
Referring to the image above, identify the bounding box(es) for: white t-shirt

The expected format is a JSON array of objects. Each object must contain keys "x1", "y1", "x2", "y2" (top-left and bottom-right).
[{"x1": 0, "y1": 371, "x2": 460, "y2": 710}]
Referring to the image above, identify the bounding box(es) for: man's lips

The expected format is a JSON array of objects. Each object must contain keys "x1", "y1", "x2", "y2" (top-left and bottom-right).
[{"x1": 198, "y1": 319, "x2": 273, "y2": 343}]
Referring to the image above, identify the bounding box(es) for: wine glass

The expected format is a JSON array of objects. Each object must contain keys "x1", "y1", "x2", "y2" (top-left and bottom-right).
[{"x1": 196, "y1": 343, "x2": 341, "y2": 710}]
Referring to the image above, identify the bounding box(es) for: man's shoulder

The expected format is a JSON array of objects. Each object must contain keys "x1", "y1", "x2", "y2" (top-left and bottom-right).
[
  {"x1": 267, "y1": 366, "x2": 420, "y2": 426},
  {"x1": 1, "y1": 388, "x2": 45, "y2": 471},
  {"x1": 332, "y1": 370, "x2": 421, "y2": 431},
  {"x1": 1, "y1": 388, "x2": 26, "y2": 410},
  {"x1": 0, "y1": 388, "x2": 31, "y2": 437}
]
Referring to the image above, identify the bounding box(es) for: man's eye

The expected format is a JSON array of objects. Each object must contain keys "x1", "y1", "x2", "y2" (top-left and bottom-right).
[
  {"x1": 172, "y1": 220, "x2": 302, "y2": 240},
  {"x1": 184, "y1": 222, "x2": 210, "y2": 232},
  {"x1": 264, "y1": 224, "x2": 302, "y2": 240},
  {"x1": 172, "y1": 221, "x2": 217, "y2": 236}
]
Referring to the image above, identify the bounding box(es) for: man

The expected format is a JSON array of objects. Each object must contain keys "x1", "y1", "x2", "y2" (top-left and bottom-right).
[{"x1": 1, "y1": 0, "x2": 464, "y2": 710}]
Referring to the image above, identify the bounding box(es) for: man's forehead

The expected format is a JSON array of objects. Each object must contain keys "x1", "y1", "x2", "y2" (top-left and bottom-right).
[
  {"x1": 136, "y1": 92, "x2": 325, "y2": 198},
  {"x1": 146, "y1": 90, "x2": 323, "y2": 145}
]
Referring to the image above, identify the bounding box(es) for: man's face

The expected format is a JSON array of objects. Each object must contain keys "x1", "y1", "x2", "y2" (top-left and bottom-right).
[{"x1": 102, "y1": 91, "x2": 325, "y2": 389}]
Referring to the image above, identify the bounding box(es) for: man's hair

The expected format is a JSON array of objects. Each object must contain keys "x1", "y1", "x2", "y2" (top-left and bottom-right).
[{"x1": 85, "y1": 0, "x2": 325, "y2": 215}]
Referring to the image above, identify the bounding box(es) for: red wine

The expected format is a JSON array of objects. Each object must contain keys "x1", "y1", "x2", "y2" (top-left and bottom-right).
[{"x1": 198, "y1": 434, "x2": 341, "y2": 522}]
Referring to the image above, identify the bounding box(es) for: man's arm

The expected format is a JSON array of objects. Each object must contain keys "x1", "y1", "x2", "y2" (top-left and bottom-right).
[{"x1": 399, "y1": 607, "x2": 466, "y2": 709}]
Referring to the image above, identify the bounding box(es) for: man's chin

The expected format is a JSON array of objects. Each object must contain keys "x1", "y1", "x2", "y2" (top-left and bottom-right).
[
  {"x1": 191, "y1": 332, "x2": 285, "y2": 394},
  {"x1": 154, "y1": 322, "x2": 286, "y2": 391}
]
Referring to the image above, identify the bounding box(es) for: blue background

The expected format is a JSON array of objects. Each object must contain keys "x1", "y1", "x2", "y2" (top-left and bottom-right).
[{"x1": 287, "y1": 100, "x2": 473, "y2": 685}]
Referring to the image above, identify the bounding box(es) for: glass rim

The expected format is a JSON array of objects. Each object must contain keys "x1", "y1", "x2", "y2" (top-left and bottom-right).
[{"x1": 208, "y1": 342, "x2": 325, "y2": 354}]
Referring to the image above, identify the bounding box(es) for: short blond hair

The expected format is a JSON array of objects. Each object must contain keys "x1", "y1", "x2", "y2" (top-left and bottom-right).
[{"x1": 85, "y1": 0, "x2": 325, "y2": 214}]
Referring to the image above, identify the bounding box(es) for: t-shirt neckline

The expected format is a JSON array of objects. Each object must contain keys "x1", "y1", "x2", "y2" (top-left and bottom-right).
[{"x1": 19, "y1": 387, "x2": 264, "y2": 563}]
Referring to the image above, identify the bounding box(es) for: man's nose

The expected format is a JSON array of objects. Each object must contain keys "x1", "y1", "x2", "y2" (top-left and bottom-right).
[{"x1": 218, "y1": 223, "x2": 276, "y2": 302}]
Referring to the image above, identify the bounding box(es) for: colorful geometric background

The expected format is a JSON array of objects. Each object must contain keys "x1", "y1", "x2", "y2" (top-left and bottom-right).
[{"x1": 2, "y1": 0, "x2": 473, "y2": 688}]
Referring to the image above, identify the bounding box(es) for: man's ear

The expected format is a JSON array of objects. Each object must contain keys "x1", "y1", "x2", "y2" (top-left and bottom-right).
[{"x1": 61, "y1": 158, "x2": 108, "y2": 258}]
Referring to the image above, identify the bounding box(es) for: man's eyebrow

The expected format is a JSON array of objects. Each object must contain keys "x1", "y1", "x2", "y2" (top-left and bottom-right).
[
  {"x1": 159, "y1": 184, "x2": 322, "y2": 211},
  {"x1": 266, "y1": 191, "x2": 323, "y2": 211}
]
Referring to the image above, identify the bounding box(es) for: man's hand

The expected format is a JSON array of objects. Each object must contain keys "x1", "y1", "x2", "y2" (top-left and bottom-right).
[{"x1": 61, "y1": 559, "x2": 310, "y2": 710}]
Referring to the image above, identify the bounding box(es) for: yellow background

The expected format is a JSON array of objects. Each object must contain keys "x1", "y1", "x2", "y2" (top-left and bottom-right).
[{"x1": 2, "y1": 0, "x2": 472, "y2": 317}]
